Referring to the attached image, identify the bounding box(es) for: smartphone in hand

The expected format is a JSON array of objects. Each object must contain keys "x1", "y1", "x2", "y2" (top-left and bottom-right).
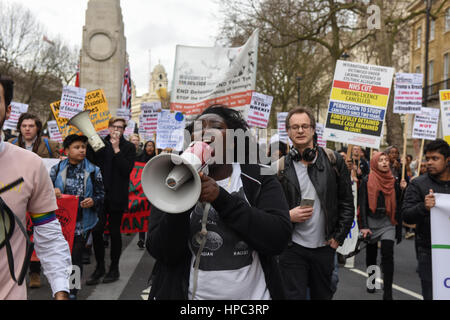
[{"x1": 300, "y1": 198, "x2": 315, "y2": 208}]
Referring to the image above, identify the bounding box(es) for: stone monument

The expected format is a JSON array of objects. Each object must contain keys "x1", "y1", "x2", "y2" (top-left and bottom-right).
[{"x1": 79, "y1": 0, "x2": 127, "y2": 117}]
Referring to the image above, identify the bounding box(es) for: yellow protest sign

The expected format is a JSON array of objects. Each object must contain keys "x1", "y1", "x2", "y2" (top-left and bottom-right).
[
  {"x1": 50, "y1": 89, "x2": 111, "y2": 138},
  {"x1": 439, "y1": 90, "x2": 450, "y2": 145}
]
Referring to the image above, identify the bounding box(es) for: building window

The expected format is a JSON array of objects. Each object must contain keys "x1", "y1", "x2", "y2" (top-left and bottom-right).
[
  {"x1": 446, "y1": 8, "x2": 450, "y2": 32},
  {"x1": 415, "y1": 66, "x2": 421, "y2": 74},
  {"x1": 417, "y1": 27, "x2": 422, "y2": 48},
  {"x1": 430, "y1": 20, "x2": 435, "y2": 41}
]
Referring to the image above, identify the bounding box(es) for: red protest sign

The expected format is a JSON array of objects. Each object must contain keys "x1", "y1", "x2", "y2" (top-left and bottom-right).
[
  {"x1": 28, "y1": 195, "x2": 79, "y2": 261},
  {"x1": 103, "y1": 162, "x2": 151, "y2": 234}
]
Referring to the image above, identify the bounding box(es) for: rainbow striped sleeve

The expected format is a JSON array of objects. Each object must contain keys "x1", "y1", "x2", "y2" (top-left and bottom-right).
[{"x1": 30, "y1": 212, "x2": 57, "y2": 226}]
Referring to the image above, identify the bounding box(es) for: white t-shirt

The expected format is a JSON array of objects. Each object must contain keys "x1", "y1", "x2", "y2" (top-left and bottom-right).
[
  {"x1": 188, "y1": 163, "x2": 270, "y2": 300},
  {"x1": 292, "y1": 160, "x2": 327, "y2": 248}
]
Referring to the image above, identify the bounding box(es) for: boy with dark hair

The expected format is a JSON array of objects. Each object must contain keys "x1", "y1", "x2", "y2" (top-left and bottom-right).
[
  {"x1": 402, "y1": 139, "x2": 450, "y2": 300},
  {"x1": 50, "y1": 134, "x2": 105, "y2": 300}
]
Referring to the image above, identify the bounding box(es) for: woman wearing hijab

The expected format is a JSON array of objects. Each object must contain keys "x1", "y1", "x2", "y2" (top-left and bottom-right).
[
  {"x1": 136, "y1": 140, "x2": 156, "y2": 248},
  {"x1": 358, "y1": 152, "x2": 407, "y2": 300}
]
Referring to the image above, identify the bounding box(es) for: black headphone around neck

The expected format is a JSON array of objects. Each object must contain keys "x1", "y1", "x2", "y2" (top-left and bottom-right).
[{"x1": 290, "y1": 144, "x2": 318, "y2": 162}]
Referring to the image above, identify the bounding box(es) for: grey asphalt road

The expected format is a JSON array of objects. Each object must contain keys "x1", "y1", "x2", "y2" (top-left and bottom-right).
[{"x1": 27, "y1": 232, "x2": 423, "y2": 301}]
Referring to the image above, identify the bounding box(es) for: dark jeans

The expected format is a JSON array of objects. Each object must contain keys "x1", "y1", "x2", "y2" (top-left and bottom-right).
[
  {"x1": 279, "y1": 242, "x2": 336, "y2": 300},
  {"x1": 417, "y1": 246, "x2": 432, "y2": 300},
  {"x1": 92, "y1": 205, "x2": 124, "y2": 270},
  {"x1": 366, "y1": 240, "x2": 394, "y2": 298},
  {"x1": 72, "y1": 234, "x2": 88, "y2": 276}
]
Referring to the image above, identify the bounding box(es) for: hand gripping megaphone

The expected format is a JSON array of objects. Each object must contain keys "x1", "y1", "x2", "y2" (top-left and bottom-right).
[
  {"x1": 141, "y1": 141, "x2": 214, "y2": 214},
  {"x1": 68, "y1": 110, "x2": 105, "y2": 152}
]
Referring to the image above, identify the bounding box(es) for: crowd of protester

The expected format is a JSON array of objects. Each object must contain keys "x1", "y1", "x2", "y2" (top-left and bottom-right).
[{"x1": 1, "y1": 75, "x2": 450, "y2": 301}]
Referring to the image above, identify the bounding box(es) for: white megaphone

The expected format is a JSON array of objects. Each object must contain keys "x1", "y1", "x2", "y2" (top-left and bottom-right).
[
  {"x1": 141, "y1": 141, "x2": 214, "y2": 214},
  {"x1": 68, "y1": 110, "x2": 105, "y2": 152}
]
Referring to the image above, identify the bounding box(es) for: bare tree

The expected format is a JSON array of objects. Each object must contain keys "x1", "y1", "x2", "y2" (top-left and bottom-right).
[{"x1": 0, "y1": 1, "x2": 79, "y2": 121}]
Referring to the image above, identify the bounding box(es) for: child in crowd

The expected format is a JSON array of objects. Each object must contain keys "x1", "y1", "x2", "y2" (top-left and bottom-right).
[{"x1": 49, "y1": 134, "x2": 105, "y2": 300}]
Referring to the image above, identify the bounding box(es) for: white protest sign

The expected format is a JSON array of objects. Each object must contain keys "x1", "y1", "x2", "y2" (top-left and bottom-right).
[
  {"x1": 315, "y1": 123, "x2": 327, "y2": 148},
  {"x1": 124, "y1": 120, "x2": 136, "y2": 139},
  {"x1": 41, "y1": 158, "x2": 61, "y2": 174},
  {"x1": 431, "y1": 193, "x2": 450, "y2": 300},
  {"x1": 47, "y1": 120, "x2": 63, "y2": 143},
  {"x1": 440, "y1": 90, "x2": 450, "y2": 145},
  {"x1": 58, "y1": 86, "x2": 87, "y2": 119},
  {"x1": 170, "y1": 29, "x2": 259, "y2": 116},
  {"x1": 246, "y1": 92, "x2": 273, "y2": 128},
  {"x1": 393, "y1": 73, "x2": 423, "y2": 114},
  {"x1": 324, "y1": 60, "x2": 394, "y2": 149},
  {"x1": 2, "y1": 102, "x2": 29, "y2": 131},
  {"x1": 412, "y1": 107, "x2": 440, "y2": 140},
  {"x1": 156, "y1": 110, "x2": 186, "y2": 151},
  {"x1": 277, "y1": 112, "x2": 289, "y2": 144},
  {"x1": 337, "y1": 181, "x2": 359, "y2": 256},
  {"x1": 117, "y1": 108, "x2": 131, "y2": 121},
  {"x1": 140, "y1": 102, "x2": 161, "y2": 136}
]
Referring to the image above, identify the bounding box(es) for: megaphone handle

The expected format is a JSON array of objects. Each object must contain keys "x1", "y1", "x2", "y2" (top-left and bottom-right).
[{"x1": 191, "y1": 202, "x2": 211, "y2": 300}]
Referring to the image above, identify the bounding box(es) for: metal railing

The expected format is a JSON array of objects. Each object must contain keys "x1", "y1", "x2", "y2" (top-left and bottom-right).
[{"x1": 423, "y1": 78, "x2": 450, "y2": 102}]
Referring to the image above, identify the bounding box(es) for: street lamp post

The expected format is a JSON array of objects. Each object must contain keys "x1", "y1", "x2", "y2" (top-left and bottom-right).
[
  {"x1": 296, "y1": 74, "x2": 302, "y2": 106},
  {"x1": 423, "y1": 0, "x2": 432, "y2": 107}
]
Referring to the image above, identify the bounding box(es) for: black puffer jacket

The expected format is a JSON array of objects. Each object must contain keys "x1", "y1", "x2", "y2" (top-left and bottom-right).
[
  {"x1": 277, "y1": 147, "x2": 354, "y2": 245},
  {"x1": 402, "y1": 173, "x2": 450, "y2": 251},
  {"x1": 146, "y1": 164, "x2": 292, "y2": 300}
]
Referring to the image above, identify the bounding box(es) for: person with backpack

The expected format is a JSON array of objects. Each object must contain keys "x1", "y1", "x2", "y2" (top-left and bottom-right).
[
  {"x1": 277, "y1": 107, "x2": 354, "y2": 300},
  {"x1": 9, "y1": 113, "x2": 60, "y2": 159},
  {"x1": 49, "y1": 134, "x2": 104, "y2": 299},
  {"x1": 8, "y1": 112, "x2": 61, "y2": 289}
]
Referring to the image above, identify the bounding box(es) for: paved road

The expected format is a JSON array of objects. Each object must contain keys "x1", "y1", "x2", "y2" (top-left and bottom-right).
[{"x1": 27, "y1": 233, "x2": 423, "y2": 301}]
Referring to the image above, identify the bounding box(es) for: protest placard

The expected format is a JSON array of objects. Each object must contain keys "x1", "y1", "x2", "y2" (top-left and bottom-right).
[
  {"x1": 170, "y1": 30, "x2": 259, "y2": 116},
  {"x1": 58, "y1": 86, "x2": 87, "y2": 119},
  {"x1": 412, "y1": 107, "x2": 440, "y2": 140},
  {"x1": 28, "y1": 195, "x2": 79, "y2": 259},
  {"x1": 118, "y1": 162, "x2": 152, "y2": 233},
  {"x1": 393, "y1": 73, "x2": 423, "y2": 114},
  {"x1": 124, "y1": 119, "x2": 136, "y2": 139},
  {"x1": 440, "y1": 90, "x2": 450, "y2": 145},
  {"x1": 2, "y1": 102, "x2": 28, "y2": 131},
  {"x1": 117, "y1": 108, "x2": 131, "y2": 121},
  {"x1": 139, "y1": 102, "x2": 161, "y2": 137},
  {"x1": 47, "y1": 120, "x2": 63, "y2": 143},
  {"x1": 277, "y1": 112, "x2": 289, "y2": 144},
  {"x1": 50, "y1": 89, "x2": 111, "y2": 139},
  {"x1": 246, "y1": 92, "x2": 273, "y2": 128},
  {"x1": 315, "y1": 123, "x2": 327, "y2": 148},
  {"x1": 431, "y1": 193, "x2": 450, "y2": 300},
  {"x1": 324, "y1": 60, "x2": 394, "y2": 149},
  {"x1": 156, "y1": 110, "x2": 186, "y2": 151}
]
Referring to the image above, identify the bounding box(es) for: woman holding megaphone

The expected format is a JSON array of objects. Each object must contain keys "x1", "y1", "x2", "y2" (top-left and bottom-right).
[{"x1": 145, "y1": 105, "x2": 292, "y2": 300}]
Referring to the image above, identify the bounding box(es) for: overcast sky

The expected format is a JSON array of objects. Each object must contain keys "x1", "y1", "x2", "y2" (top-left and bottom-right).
[{"x1": 5, "y1": 0, "x2": 222, "y2": 96}]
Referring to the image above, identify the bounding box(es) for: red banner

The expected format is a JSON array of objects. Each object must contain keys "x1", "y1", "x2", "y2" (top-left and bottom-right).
[
  {"x1": 28, "y1": 194, "x2": 79, "y2": 261},
  {"x1": 120, "y1": 161, "x2": 151, "y2": 233}
]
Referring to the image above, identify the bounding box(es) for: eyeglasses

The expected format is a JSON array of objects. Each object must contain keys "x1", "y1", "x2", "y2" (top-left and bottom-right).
[
  {"x1": 288, "y1": 124, "x2": 312, "y2": 131},
  {"x1": 110, "y1": 125, "x2": 124, "y2": 130}
]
